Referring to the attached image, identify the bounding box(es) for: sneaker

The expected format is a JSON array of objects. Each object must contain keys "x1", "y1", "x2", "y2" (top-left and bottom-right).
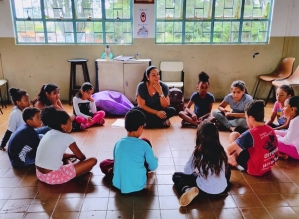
[{"x1": 179, "y1": 187, "x2": 199, "y2": 207}]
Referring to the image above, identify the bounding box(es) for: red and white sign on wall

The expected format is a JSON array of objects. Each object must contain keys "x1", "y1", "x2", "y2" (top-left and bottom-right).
[{"x1": 137, "y1": 9, "x2": 150, "y2": 38}]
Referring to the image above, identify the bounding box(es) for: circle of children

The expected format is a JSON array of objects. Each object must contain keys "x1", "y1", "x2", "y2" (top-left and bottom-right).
[{"x1": 1, "y1": 67, "x2": 299, "y2": 207}]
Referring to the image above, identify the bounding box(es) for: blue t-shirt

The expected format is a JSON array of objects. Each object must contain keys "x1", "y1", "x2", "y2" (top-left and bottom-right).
[
  {"x1": 136, "y1": 81, "x2": 169, "y2": 110},
  {"x1": 190, "y1": 92, "x2": 215, "y2": 117},
  {"x1": 8, "y1": 124, "x2": 40, "y2": 167},
  {"x1": 112, "y1": 137, "x2": 158, "y2": 193},
  {"x1": 224, "y1": 93, "x2": 253, "y2": 113}
]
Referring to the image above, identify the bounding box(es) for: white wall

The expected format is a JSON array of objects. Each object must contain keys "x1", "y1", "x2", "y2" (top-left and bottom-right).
[
  {"x1": 1, "y1": 0, "x2": 299, "y2": 38},
  {"x1": 0, "y1": 0, "x2": 14, "y2": 37}
]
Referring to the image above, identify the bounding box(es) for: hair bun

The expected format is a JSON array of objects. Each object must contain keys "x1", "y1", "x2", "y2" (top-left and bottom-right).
[
  {"x1": 9, "y1": 88, "x2": 19, "y2": 96},
  {"x1": 198, "y1": 72, "x2": 209, "y2": 82}
]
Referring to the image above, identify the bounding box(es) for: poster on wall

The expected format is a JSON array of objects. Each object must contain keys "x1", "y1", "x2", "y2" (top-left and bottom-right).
[{"x1": 137, "y1": 9, "x2": 150, "y2": 38}]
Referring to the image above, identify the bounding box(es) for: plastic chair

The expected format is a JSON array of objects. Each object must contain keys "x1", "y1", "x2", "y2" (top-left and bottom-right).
[
  {"x1": 252, "y1": 57, "x2": 295, "y2": 106},
  {"x1": 272, "y1": 65, "x2": 299, "y2": 89},
  {"x1": 159, "y1": 61, "x2": 184, "y2": 93}
]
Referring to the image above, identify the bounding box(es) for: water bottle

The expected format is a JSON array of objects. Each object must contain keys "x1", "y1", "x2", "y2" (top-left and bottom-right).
[{"x1": 105, "y1": 45, "x2": 110, "y2": 61}]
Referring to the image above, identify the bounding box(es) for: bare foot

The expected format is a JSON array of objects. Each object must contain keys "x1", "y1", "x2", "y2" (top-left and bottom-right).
[{"x1": 228, "y1": 154, "x2": 238, "y2": 167}]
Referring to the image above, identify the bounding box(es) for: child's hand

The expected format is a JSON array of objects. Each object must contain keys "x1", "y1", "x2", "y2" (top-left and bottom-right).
[
  {"x1": 191, "y1": 114, "x2": 197, "y2": 121},
  {"x1": 88, "y1": 97, "x2": 94, "y2": 102},
  {"x1": 225, "y1": 111, "x2": 231, "y2": 118}
]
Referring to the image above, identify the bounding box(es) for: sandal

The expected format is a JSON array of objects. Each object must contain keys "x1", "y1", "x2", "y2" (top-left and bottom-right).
[{"x1": 0, "y1": 147, "x2": 6, "y2": 152}]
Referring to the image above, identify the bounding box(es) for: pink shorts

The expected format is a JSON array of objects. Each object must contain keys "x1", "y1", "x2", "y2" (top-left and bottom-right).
[{"x1": 36, "y1": 163, "x2": 76, "y2": 185}]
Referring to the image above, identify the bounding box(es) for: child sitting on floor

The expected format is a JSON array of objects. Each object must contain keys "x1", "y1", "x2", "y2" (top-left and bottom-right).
[
  {"x1": 179, "y1": 72, "x2": 215, "y2": 127},
  {"x1": 172, "y1": 121, "x2": 230, "y2": 206},
  {"x1": 266, "y1": 85, "x2": 294, "y2": 130},
  {"x1": 0, "y1": 88, "x2": 30, "y2": 151},
  {"x1": 275, "y1": 96, "x2": 299, "y2": 159},
  {"x1": 212, "y1": 80, "x2": 252, "y2": 133},
  {"x1": 35, "y1": 106, "x2": 97, "y2": 185},
  {"x1": 100, "y1": 109, "x2": 158, "y2": 194},
  {"x1": 8, "y1": 107, "x2": 42, "y2": 167},
  {"x1": 226, "y1": 100, "x2": 278, "y2": 176},
  {"x1": 73, "y1": 82, "x2": 105, "y2": 129}
]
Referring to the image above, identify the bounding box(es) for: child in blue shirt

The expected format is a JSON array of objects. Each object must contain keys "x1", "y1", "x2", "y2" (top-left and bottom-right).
[
  {"x1": 100, "y1": 109, "x2": 158, "y2": 194},
  {"x1": 8, "y1": 107, "x2": 42, "y2": 167}
]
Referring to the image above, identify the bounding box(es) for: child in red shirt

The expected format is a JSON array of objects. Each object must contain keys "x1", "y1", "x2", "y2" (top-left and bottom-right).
[{"x1": 226, "y1": 100, "x2": 278, "y2": 176}]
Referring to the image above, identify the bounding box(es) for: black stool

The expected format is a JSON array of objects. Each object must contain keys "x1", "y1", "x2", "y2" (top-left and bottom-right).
[{"x1": 68, "y1": 59, "x2": 90, "y2": 104}]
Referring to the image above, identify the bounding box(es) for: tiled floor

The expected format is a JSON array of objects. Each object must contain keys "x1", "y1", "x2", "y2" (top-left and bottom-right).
[{"x1": 1, "y1": 102, "x2": 299, "y2": 219}]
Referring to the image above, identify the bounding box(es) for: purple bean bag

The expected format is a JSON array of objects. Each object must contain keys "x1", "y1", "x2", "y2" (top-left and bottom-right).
[{"x1": 93, "y1": 90, "x2": 134, "y2": 115}]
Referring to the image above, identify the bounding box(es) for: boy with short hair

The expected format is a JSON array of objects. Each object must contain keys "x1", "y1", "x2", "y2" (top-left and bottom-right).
[
  {"x1": 101, "y1": 109, "x2": 158, "y2": 194},
  {"x1": 8, "y1": 107, "x2": 42, "y2": 167},
  {"x1": 226, "y1": 100, "x2": 278, "y2": 176}
]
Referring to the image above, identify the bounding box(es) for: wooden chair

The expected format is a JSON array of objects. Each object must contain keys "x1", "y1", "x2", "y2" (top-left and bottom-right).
[
  {"x1": 159, "y1": 61, "x2": 184, "y2": 93},
  {"x1": 252, "y1": 57, "x2": 295, "y2": 106},
  {"x1": 272, "y1": 65, "x2": 299, "y2": 89}
]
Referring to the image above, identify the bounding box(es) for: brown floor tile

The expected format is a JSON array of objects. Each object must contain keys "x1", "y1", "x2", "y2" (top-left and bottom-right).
[
  {"x1": 257, "y1": 194, "x2": 290, "y2": 207},
  {"x1": 272, "y1": 182, "x2": 299, "y2": 194},
  {"x1": 266, "y1": 207, "x2": 299, "y2": 219},
  {"x1": 105, "y1": 210, "x2": 133, "y2": 219},
  {"x1": 0, "y1": 188, "x2": 15, "y2": 199},
  {"x1": 209, "y1": 195, "x2": 237, "y2": 208},
  {"x1": 282, "y1": 194, "x2": 299, "y2": 206},
  {"x1": 27, "y1": 198, "x2": 58, "y2": 213},
  {"x1": 134, "y1": 210, "x2": 162, "y2": 219},
  {"x1": 54, "y1": 198, "x2": 84, "y2": 212},
  {"x1": 213, "y1": 208, "x2": 244, "y2": 219},
  {"x1": 232, "y1": 194, "x2": 263, "y2": 208},
  {"x1": 0, "y1": 213, "x2": 25, "y2": 219},
  {"x1": 160, "y1": 209, "x2": 188, "y2": 219},
  {"x1": 51, "y1": 211, "x2": 80, "y2": 219},
  {"x1": 85, "y1": 185, "x2": 110, "y2": 198},
  {"x1": 250, "y1": 183, "x2": 279, "y2": 194},
  {"x1": 159, "y1": 196, "x2": 181, "y2": 209},
  {"x1": 10, "y1": 187, "x2": 39, "y2": 199},
  {"x1": 78, "y1": 211, "x2": 107, "y2": 219},
  {"x1": 229, "y1": 181, "x2": 254, "y2": 195},
  {"x1": 158, "y1": 185, "x2": 176, "y2": 196},
  {"x1": 240, "y1": 208, "x2": 271, "y2": 219},
  {"x1": 155, "y1": 165, "x2": 176, "y2": 175},
  {"x1": 81, "y1": 197, "x2": 109, "y2": 211},
  {"x1": 107, "y1": 195, "x2": 133, "y2": 210},
  {"x1": 134, "y1": 196, "x2": 160, "y2": 209},
  {"x1": 23, "y1": 212, "x2": 51, "y2": 219},
  {"x1": 187, "y1": 208, "x2": 216, "y2": 219},
  {"x1": 1, "y1": 102, "x2": 297, "y2": 218},
  {"x1": 0, "y1": 199, "x2": 32, "y2": 213}
]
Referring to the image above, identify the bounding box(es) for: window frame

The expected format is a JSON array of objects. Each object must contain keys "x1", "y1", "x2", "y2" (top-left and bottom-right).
[
  {"x1": 11, "y1": 0, "x2": 133, "y2": 45},
  {"x1": 155, "y1": 0, "x2": 274, "y2": 45}
]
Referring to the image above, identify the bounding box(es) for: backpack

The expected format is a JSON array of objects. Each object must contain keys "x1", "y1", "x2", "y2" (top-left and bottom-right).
[{"x1": 169, "y1": 88, "x2": 184, "y2": 114}]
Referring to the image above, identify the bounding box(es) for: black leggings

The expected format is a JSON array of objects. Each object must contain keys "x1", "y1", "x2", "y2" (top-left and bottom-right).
[
  {"x1": 172, "y1": 167, "x2": 231, "y2": 196},
  {"x1": 135, "y1": 106, "x2": 176, "y2": 128}
]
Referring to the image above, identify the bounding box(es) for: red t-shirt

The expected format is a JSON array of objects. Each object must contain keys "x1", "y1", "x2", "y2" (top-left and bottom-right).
[{"x1": 236, "y1": 125, "x2": 278, "y2": 176}]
